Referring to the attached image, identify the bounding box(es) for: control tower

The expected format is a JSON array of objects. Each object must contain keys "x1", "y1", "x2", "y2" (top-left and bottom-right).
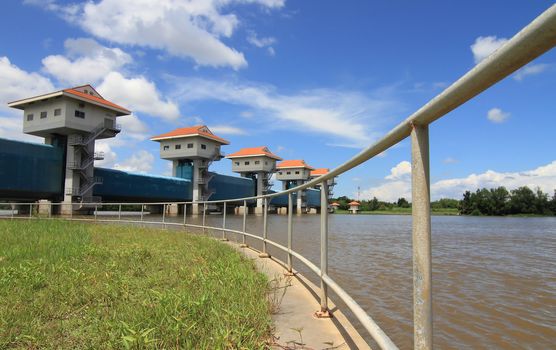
[
  {"x1": 309, "y1": 168, "x2": 337, "y2": 199},
  {"x1": 150, "y1": 125, "x2": 229, "y2": 214},
  {"x1": 226, "y1": 146, "x2": 282, "y2": 213},
  {"x1": 275, "y1": 159, "x2": 314, "y2": 214},
  {"x1": 8, "y1": 84, "x2": 130, "y2": 214}
]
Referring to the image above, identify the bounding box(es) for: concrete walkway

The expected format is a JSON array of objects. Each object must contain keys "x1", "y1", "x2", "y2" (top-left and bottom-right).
[{"x1": 227, "y1": 242, "x2": 371, "y2": 350}]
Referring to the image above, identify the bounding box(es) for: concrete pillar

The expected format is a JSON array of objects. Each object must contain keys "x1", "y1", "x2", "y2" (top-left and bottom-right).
[
  {"x1": 256, "y1": 171, "x2": 264, "y2": 209},
  {"x1": 61, "y1": 135, "x2": 78, "y2": 215},
  {"x1": 191, "y1": 159, "x2": 202, "y2": 215},
  {"x1": 307, "y1": 208, "x2": 318, "y2": 214},
  {"x1": 167, "y1": 203, "x2": 179, "y2": 216},
  {"x1": 38, "y1": 200, "x2": 52, "y2": 216},
  {"x1": 172, "y1": 160, "x2": 178, "y2": 177},
  {"x1": 296, "y1": 181, "x2": 303, "y2": 215}
]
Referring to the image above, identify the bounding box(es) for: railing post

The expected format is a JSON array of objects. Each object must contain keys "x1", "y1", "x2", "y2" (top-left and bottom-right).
[
  {"x1": 48, "y1": 202, "x2": 52, "y2": 219},
  {"x1": 140, "y1": 205, "x2": 144, "y2": 223},
  {"x1": 221, "y1": 202, "x2": 228, "y2": 241},
  {"x1": 259, "y1": 197, "x2": 269, "y2": 258},
  {"x1": 316, "y1": 181, "x2": 331, "y2": 317},
  {"x1": 29, "y1": 203, "x2": 32, "y2": 219},
  {"x1": 286, "y1": 192, "x2": 294, "y2": 275},
  {"x1": 202, "y1": 203, "x2": 207, "y2": 235},
  {"x1": 183, "y1": 203, "x2": 187, "y2": 228},
  {"x1": 11, "y1": 203, "x2": 14, "y2": 220},
  {"x1": 411, "y1": 123, "x2": 433, "y2": 350},
  {"x1": 94, "y1": 205, "x2": 98, "y2": 221},
  {"x1": 162, "y1": 203, "x2": 166, "y2": 228},
  {"x1": 240, "y1": 200, "x2": 248, "y2": 247},
  {"x1": 118, "y1": 204, "x2": 122, "y2": 221}
]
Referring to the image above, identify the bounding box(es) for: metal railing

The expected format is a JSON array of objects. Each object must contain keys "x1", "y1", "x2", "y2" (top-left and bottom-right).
[{"x1": 1, "y1": 6, "x2": 555, "y2": 350}]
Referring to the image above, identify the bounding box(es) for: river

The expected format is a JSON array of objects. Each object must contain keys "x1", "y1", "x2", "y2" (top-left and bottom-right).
[{"x1": 191, "y1": 213, "x2": 556, "y2": 349}]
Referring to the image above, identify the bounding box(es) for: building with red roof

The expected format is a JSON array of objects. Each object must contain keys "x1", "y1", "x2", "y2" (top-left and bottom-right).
[
  {"x1": 8, "y1": 84, "x2": 131, "y2": 213},
  {"x1": 348, "y1": 201, "x2": 361, "y2": 214},
  {"x1": 151, "y1": 125, "x2": 229, "y2": 213},
  {"x1": 226, "y1": 146, "x2": 282, "y2": 212}
]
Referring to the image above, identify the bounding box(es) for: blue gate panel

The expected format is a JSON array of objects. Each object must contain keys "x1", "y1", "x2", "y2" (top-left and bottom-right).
[
  {"x1": 209, "y1": 174, "x2": 254, "y2": 201},
  {"x1": 0, "y1": 138, "x2": 64, "y2": 199},
  {"x1": 306, "y1": 188, "x2": 321, "y2": 207},
  {"x1": 94, "y1": 167, "x2": 191, "y2": 202}
]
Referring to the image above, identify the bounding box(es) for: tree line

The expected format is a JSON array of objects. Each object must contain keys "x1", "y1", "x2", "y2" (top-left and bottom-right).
[{"x1": 332, "y1": 185, "x2": 556, "y2": 216}]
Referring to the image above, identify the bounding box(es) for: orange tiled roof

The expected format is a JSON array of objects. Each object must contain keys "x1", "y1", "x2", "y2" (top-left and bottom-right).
[
  {"x1": 310, "y1": 168, "x2": 329, "y2": 176},
  {"x1": 63, "y1": 88, "x2": 130, "y2": 113},
  {"x1": 150, "y1": 125, "x2": 230, "y2": 144},
  {"x1": 7, "y1": 85, "x2": 131, "y2": 115},
  {"x1": 226, "y1": 146, "x2": 282, "y2": 160},
  {"x1": 276, "y1": 159, "x2": 314, "y2": 170},
  {"x1": 348, "y1": 201, "x2": 360, "y2": 206}
]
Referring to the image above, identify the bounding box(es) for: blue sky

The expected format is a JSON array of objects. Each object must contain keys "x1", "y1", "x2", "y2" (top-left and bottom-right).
[{"x1": 1, "y1": 0, "x2": 555, "y2": 201}]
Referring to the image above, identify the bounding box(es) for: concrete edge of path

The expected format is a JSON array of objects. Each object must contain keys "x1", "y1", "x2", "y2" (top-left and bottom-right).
[{"x1": 225, "y1": 241, "x2": 372, "y2": 350}]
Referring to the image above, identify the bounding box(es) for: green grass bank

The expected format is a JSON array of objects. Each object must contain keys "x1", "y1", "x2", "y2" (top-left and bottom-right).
[{"x1": 0, "y1": 220, "x2": 272, "y2": 349}]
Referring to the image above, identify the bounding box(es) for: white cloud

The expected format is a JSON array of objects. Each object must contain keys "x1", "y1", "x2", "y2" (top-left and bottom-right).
[
  {"x1": 0, "y1": 57, "x2": 55, "y2": 142},
  {"x1": 114, "y1": 150, "x2": 155, "y2": 173},
  {"x1": 471, "y1": 36, "x2": 508, "y2": 64},
  {"x1": 487, "y1": 108, "x2": 509, "y2": 123},
  {"x1": 361, "y1": 160, "x2": 556, "y2": 202},
  {"x1": 98, "y1": 72, "x2": 180, "y2": 120},
  {"x1": 118, "y1": 114, "x2": 150, "y2": 140},
  {"x1": 513, "y1": 63, "x2": 551, "y2": 81},
  {"x1": 209, "y1": 125, "x2": 247, "y2": 135},
  {"x1": 171, "y1": 77, "x2": 399, "y2": 147},
  {"x1": 34, "y1": 0, "x2": 285, "y2": 69},
  {"x1": 42, "y1": 38, "x2": 132, "y2": 85},
  {"x1": 443, "y1": 157, "x2": 459, "y2": 164},
  {"x1": 247, "y1": 31, "x2": 276, "y2": 55},
  {"x1": 94, "y1": 140, "x2": 119, "y2": 168}
]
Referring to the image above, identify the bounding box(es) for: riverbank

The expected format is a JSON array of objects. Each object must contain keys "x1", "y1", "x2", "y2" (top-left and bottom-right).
[
  {"x1": 0, "y1": 220, "x2": 271, "y2": 349},
  {"x1": 334, "y1": 208, "x2": 459, "y2": 216}
]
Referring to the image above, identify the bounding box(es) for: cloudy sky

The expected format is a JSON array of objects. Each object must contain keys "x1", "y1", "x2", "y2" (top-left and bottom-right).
[{"x1": 1, "y1": 1, "x2": 555, "y2": 201}]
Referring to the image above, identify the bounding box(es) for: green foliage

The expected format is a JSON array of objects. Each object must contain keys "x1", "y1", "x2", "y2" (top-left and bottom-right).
[
  {"x1": 0, "y1": 220, "x2": 271, "y2": 349},
  {"x1": 459, "y1": 186, "x2": 554, "y2": 216}
]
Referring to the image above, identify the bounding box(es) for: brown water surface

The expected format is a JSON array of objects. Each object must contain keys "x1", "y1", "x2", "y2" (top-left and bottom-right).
[{"x1": 193, "y1": 213, "x2": 556, "y2": 349}]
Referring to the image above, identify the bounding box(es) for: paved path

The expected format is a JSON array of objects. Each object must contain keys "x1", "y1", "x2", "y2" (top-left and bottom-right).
[{"x1": 228, "y1": 242, "x2": 371, "y2": 350}]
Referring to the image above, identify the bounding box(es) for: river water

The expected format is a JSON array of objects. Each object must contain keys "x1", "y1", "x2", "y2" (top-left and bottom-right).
[{"x1": 185, "y1": 213, "x2": 555, "y2": 349}]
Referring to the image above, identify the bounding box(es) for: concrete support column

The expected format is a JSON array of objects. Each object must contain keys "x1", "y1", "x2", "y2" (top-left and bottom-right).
[
  {"x1": 62, "y1": 136, "x2": 78, "y2": 215},
  {"x1": 191, "y1": 159, "x2": 202, "y2": 215},
  {"x1": 296, "y1": 181, "x2": 303, "y2": 215},
  {"x1": 167, "y1": 203, "x2": 179, "y2": 216},
  {"x1": 256, "y1": 171, "x2": 264, "y2": 209},
  {"x1": 411, "y1": 124, "x2": 433, "y2": 350},
  {"x1": 38, "y1": 200, "x2": 52, "y2": 216}
]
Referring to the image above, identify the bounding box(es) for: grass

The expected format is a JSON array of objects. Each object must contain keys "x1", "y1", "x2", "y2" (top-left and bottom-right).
[
  {"x1": 334, "y1": 207, "x2": 460, "y2": 216},
  {"x1": 0, "y1": 220, "x2": 272, "y2": 349}
]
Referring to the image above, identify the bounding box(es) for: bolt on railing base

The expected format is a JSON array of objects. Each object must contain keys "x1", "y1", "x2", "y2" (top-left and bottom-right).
[
  {"x1": 239, "y1": 243, "x2": 249, "y2": 248},
  {"x1": 314, "y1": 310, "x2": 333, "y2": 319},
  {"x1": 258, "y1": 252, "x2": 270, "y2": 258}
]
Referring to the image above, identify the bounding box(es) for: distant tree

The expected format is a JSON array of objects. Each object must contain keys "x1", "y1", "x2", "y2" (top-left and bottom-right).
[
  {"x1": 489, "y1": 187, "x2": 510, "y2": 215},
  {"x1": 509, "y1": 187, "x2": 536, "y2": 214},
  {"x1": 368, "y1": 197, "x2": 379, "y2": 211},
  {"x1": 397, "y1": 197, "x2": 410, "y2": 208},
  {"x1": 533, "y1": 187, "x2": 550, "y2": 215},
  {"x1": 550, "y1": 190, "x2": 556, "y2": 215},
  {"x1": 459, "y1": 191, "x2": 473, "y2": 215}
]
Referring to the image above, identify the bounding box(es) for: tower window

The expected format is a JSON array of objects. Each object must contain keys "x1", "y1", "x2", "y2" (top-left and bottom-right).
[
  {"x1": 26, "y1": 114, "x2": 34, "y2": 121},
  {"x1": 54, "y1": 108, "x2": 61, "y2": 116},
  {"x1": 163, "y1": 145, "x2": 170, "y2": 150},
  {"x1": 235, "y1": 162, "x2": 239, "y2": 166},
  {"x1": 286, "y1": 171, "x2": 291, "y2": 175},
  {"x1": 201, "y1": 144, "x2": 207, "y2": 150},
  {"x1": 40, "y1": 111, "x2": 47, "y2": 119},
  {"x1": 255, "y1": 160, "x2": 260, "y2": 165},
  {"x1": 74, "y1": 110, "x2": 85, "y2": 118},
  {"x1": 245, "y1": 161, "x2": 250, "y2": 165},
  {"x1": 295, "y1": 171, "x2": 300, "y2": 174},
  {"x1": 187, "y1": 143, "x2": 193, "y2": 148},
  {"x1": 175, "y1": 144, "x2": 181, "y2": 150},
  {"x1": 279, "y1": 171, "x2": 283, "y2": 175}
]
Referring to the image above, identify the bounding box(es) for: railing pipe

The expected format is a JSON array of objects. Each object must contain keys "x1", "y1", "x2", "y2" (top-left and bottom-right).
[
  {"x1": 287, "y1": 192, "x2": 293, "y2": 273},
  {"x1": 319, "y1": 181, "x2": 329, "y2": 314},
  {"x1": 411, "y1": 124, "x2": 433, "y2": 350}
]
